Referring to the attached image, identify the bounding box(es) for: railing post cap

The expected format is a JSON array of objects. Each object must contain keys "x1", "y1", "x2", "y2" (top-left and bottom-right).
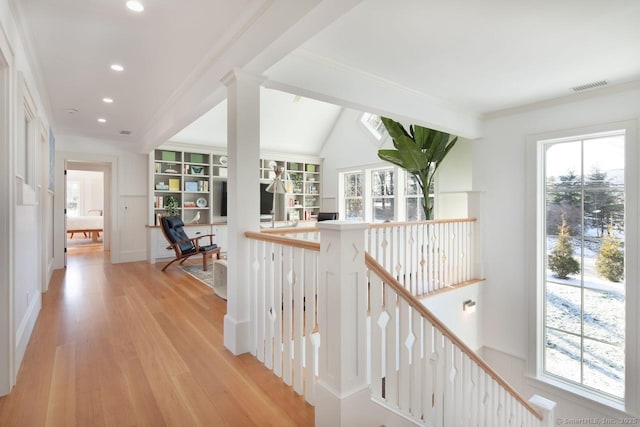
[
  {"x1": 316, "y1": 221, "x2": 370, "y2": 231},
  {"x1": 529, "y1": 394, "x2": 557, "y2": 412}
]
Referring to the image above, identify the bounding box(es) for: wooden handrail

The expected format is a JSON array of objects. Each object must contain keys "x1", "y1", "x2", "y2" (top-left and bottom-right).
[
  {"x1": 245, "y1": 231, "x2": 320, "y2": 252},
  {"x1": 257, "y1": 218, "x2": 477, "y2": 235},
  {"x1": 369, "y1": 217, "x2": 476, "y2": 228},
  {"x1": 259, "y1": 227, "x2": 320, "y2": 235},
  {"x1": 365, "y1": 253, "x2": 543, "y2": 421}
]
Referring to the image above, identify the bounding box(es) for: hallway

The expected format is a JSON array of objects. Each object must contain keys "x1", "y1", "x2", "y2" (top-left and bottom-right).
[{"x1": 0, "y1": 250, "x2": 313, "y2": 426}]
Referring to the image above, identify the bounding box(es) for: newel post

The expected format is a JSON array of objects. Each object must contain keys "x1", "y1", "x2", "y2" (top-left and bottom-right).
[
  {"x1": 315, "y1": 221, "x2": 371, "y2": 427},
  {"x1": 529, "y1": 394, "x2": 557, "y2": 427}
]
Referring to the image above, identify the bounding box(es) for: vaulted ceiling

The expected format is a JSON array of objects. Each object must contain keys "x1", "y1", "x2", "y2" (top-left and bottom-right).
[{"x1": 12, "y1": 0, "x2": 640, "y2": 154}]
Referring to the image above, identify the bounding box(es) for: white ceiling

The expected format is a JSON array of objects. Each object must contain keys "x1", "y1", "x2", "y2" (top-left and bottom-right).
[
  {"x1": 170, "y1": 88, "x2": 342, "y2": 155},
  {"x1": 298, "y1": 0, "x2": 640, "y2": 115},
  {"x1": 11, "y1": 0, "x2": 640, "y2": 154}
]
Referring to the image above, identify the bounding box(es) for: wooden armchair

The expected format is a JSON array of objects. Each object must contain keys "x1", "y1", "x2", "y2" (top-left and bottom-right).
[{"x1": 159, "y1": 216, "x2": 221, "y2": 272}]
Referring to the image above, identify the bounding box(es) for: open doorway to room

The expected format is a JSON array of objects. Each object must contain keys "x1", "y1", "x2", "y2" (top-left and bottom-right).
[{"x1": 65, "y1": 168, "x2": 105, "y2": 255}]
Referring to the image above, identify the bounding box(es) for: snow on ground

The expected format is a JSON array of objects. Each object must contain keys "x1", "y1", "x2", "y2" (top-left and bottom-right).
[{"x1": 544, "y1": 235, "x2": 625, "y2": 398}]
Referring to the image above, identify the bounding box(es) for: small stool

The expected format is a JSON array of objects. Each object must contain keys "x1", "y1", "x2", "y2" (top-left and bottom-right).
[{"x1": 212, "y1": 259, "x2": 227, "y2": 300}]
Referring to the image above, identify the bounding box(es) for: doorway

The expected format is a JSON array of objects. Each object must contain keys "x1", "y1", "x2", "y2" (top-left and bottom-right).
[{"x1": 65, "y1": 162, "x2": 110, "y2": 260}]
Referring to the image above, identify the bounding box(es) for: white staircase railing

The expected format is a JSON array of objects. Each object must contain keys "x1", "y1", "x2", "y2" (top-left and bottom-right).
[
  {"x1": 246, "y1": 231, "x2": 320, "y2": 404},
  {"x1": 260, "y1": 218, "x2": 481, "y2": 298},
  {"x1": 366, "y1": 253, "x2": 543, "y2": 426},
  {"x1": 367, "y1": 219, "x2": 478, "y2": 296},
  {"x1": 245, "y1": 222, "x2": 553, "y2": 426}
]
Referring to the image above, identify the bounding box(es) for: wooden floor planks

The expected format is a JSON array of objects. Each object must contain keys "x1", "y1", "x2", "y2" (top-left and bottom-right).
[{"x1": 0, "y1": 248, "x2": 314, "y2": 426}]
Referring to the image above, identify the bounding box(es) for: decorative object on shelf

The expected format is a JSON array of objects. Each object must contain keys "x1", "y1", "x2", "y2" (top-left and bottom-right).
[
  {"x1": 156, "y1": 182, "x2": 169, "y2": 190},
  {"x1": 185, "y1": 181, "x2": 199, "y2": 192},
  {"x1": 378, "y1": 117, "x2": 458, "y2": 220},
  {"x1": 191, "y1": 153, "x2": 203, "y2": 163},
  {"x1": 191, "y1": 166, "x2": 204, "y2": 175},
  {"x1": 196, "y1": 197, "x2": 208, "y2": 208},
  {"x1": 190, "y1": 211, "x2": 201, "y2": 224},
  {"x1": 169, "y1": 178, "x2": 180, "y2": 191},
  {"x1": 161, "y1": 151, "x2": 176, "y2": 161},
  {"x1": 164, "y1": 165, "x2": 178, "y2": 174},
  {"x1": 265, "y1": 161, "x2": 288, "y2": 229},
  {"x1": 218, "y1": 156, "x2": 228, "y2": 166},
  {"x1": 164, "y1": 195, "x2": 180, "y2": 217}
]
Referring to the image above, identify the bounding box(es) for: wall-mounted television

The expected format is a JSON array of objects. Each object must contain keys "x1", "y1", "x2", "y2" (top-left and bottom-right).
[
  {"x1": 220, "y1": 182, "x2": 273, "y2": 217},
  {"x1": 221, "y1": 181, "x2": 227, "y2": 216},
  {"x1": 260, "y1": 183, "x2": 273, "y2": 215}
]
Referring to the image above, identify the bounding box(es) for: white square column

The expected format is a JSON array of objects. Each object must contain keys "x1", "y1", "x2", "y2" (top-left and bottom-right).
[
  {"x1": 315, "y1": 221, "x2": 371, "y2": 426},
  {"x1": 221, "y1": 68, "x2": 264, "y2": 355}
]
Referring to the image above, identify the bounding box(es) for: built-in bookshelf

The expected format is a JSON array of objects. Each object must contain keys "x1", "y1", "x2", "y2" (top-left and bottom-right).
[
  {"x1": 259, "y1": 158, "x2": 321, "y2": 221},
  {"x1": 151, "y1": 149, "x2": 221, "y2": 225},
  {"x1": 151, "y1": 148, "x2": 320, "y2": 224}
]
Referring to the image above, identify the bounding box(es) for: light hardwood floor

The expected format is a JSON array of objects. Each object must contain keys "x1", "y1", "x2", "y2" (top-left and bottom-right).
[{"x1": 0, "y1": 248, "x2": 314, "y2": 426}]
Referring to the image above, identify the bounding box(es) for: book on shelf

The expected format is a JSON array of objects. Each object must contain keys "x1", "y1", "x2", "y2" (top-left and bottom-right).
[{"x1": 169, "y1": 178, "x2": 180, "y2": 191}]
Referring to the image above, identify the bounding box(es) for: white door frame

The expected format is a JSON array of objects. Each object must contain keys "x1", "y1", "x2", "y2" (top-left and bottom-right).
[
  {"x1": 39, "y1": 123, "x2": 53, "y2": 293},
  {"x1": 54, "y1": 152, "x2": 117, "y2": 269},
  {"x1": 0, "y1": 23, "x2": 15, "y2": 396}
]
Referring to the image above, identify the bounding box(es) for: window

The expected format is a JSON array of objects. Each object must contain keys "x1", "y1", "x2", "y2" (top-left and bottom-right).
[
  {"x1": 538, "y1": 130, "x2": 627, "y2": 401},
  {"x1": 406, "y1": 174, "x2": 431, "y2": 222},
  {"x1": 18, "y1": 73, "x2": 37, "y2": 189},
  {"x1": 360, "y1": 113, "x2": 387, "y2": 141},
  {"x1": 343, "y1": 172, "x2": 364, "y2": 221},
  {"x1": 371, "y1": 168, "x2": 395, "y2": 222},
  {"x1": 340, "y1": 166, "x2": 433, "y2": 223}
]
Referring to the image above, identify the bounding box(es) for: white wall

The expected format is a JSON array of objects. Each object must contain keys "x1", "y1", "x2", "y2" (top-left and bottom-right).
[
  {"x1": 421, "y1": 282, "x2": 484, "y2": 351},
  {"x1": 476, "y1": 86, "x2": 640, "y2": 419},
  {"x1": 319, "y1": 108, "x2": 393, "y2": 202},
  {"x1": 0, "y1": 0, "x2": 54, "y2": 395}
]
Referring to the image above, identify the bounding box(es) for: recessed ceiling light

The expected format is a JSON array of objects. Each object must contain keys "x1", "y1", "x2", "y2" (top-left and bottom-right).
[
  {"x1": 97, "y1": 118, "x2": 107, "y2": 123},
  {"x1": 110, "y1": 64, "x2": 124, "y2": 72},
  {"x1": 126, "y1": 1, "x2": 144, "y2": 12},
  {"x1": 102, "y1": 97, "x2": 114, "y2": 104}
]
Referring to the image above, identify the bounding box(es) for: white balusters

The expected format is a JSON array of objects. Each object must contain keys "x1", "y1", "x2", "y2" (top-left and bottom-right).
[
  {"x1": 247, "y1": 236, "x2": 319, "y2": 405},
  {"x1": 246, "y1": 228, "x2": 550, "y2": 427},
  {"x1": 366, "y1": 219, "x2": 477, "y2": 297}
]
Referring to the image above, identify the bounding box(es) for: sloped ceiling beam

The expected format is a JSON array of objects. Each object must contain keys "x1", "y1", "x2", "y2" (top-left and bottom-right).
[
  {"x1": 139, "y1": 0, "x2": 365, "y2": 154},
  {"x1": 266, "y1": 50, "x2": 483, "y2": 139}
]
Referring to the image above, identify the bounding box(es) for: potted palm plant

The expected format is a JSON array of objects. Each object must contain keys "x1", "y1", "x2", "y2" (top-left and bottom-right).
[{"x1": 378, "y1": 117, "x2": 458, "y2": 220}]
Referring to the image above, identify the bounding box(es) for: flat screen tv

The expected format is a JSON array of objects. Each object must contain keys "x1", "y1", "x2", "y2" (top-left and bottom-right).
[
  {"x1": 220, "y1": 182, "x2": 273, "y2": 216},
  {"x1": 221, "y1": 181, "x2": 227, "y2": 216},
  {"x1": 260, "y1": 183, "x2": 273, "y2": 215}
]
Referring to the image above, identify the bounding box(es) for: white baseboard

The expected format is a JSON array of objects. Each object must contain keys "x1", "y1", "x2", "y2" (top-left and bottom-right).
[
  {"x1": 15, "y1": 293, "x2": 41, "y2": 370},
  {"x1": 224, "y1": 315, "x2": 251, "y2": 355},
  {"x1": 116, "y1": 250, "x2": 147, "y2": 263}
]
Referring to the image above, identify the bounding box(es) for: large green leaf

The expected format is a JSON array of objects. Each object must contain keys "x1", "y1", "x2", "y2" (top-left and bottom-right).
[
  {"x1": 412, "y1": 125, "x2": 431, "y2": 150},
  {"x1": 377, "y1": 149, "x2": 405, "y2": 168},
  {"x1": 395, "y1": 137, "x2": 428, "y2": 173},
  {"x1": 380, "y1": 117, "x2": 410, "y2": 149}
]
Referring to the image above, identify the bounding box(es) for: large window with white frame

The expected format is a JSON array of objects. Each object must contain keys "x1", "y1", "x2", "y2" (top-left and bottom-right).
[
  {"x1": 371, "y1": 168, "x2": 395, "y2": 222},
  {"x1": 536, "y1": 125, "x2": 637, "y2": 407},
  {"x1": 339, "y1": 166, "x2": 435, "y2": 222},
  {"x1": 343, "y1": 172, "x2": 364, "y2": 221}
]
